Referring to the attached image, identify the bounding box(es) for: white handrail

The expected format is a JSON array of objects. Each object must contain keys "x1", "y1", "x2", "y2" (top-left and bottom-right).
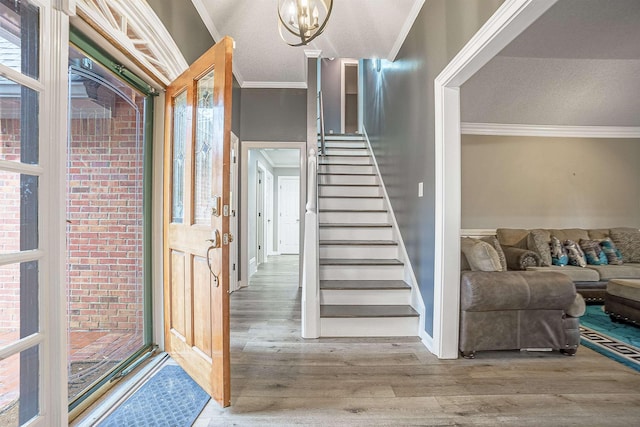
[
  {"x1": 301, "y1": 148, "x2": 320, "y2": 338},
  {"x1": 318, "y1": 91, "x2": 326, "y2": 156}
]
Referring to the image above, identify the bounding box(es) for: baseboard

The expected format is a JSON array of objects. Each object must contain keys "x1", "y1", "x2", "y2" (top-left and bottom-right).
[
  {"x1": 362, "y1": 126, "x2": 428, "y2": 349},
  {"x1": 249, "y1": 257, "x2": 257, "y2": 277},
  {"x1": 420, "y1": 330, "x2": 435, "y2": 354}
]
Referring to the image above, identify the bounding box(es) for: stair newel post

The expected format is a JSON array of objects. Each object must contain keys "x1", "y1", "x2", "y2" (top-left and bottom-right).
[{"x1": 302, "y1": 148, "x2": 320, "y2": 338}]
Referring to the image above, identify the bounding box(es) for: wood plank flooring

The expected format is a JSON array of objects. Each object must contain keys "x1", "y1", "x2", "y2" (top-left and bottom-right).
[{"x1": 194, "y1": 255, "x2": 640, "y2": 426}]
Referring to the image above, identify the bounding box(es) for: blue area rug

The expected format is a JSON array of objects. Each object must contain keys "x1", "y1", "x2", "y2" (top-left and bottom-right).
[
  {"x1": 580, "y1": 304, "x2": 640, "y2": 372},
  {"x1": 98, "y1": 364, "x2": 210, "y2": 427}
]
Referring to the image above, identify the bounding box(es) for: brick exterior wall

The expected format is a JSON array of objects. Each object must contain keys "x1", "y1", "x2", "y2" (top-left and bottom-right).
[
  {"x1": 67, "y1": 95, "x2": 145, "y2": 334},
  {"x1": 0, "y1": 119, "x2": 22, "y2": 333},
  {"x1": 0, "y1": 95, "x2": 145, "y2": 337}
]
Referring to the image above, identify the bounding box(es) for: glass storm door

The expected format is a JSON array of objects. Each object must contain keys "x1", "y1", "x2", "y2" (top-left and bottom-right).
[{"x1": 164, "y1": 37, "x2": 234, "y2": 407}]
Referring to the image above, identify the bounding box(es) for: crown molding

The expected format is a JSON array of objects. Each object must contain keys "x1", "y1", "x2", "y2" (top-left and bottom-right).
[
  {"x1": 461, "y1": 122, "x2": 640, "y2": 138},
  {"x1": 191, "y1": 0, "x2": 245, "y2": 86},
  {"x1": 387, "y1": 0, "x2": 425, "y2": 62},
  {"x1": 304, "y1": 49, "x2": 322, "y2": 58},
  {"x1": 241, "y1": 81, "x2": 308, "y2": 89}
]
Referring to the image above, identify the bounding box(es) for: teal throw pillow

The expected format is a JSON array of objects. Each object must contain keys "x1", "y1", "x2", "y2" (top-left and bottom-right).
[
  {"x1": 564, "y1": 239, "x2": 587, "y2": 267},
  {"x1": 579, "y1": 239, "x2": 608, "y2": 265},
  {"x1": 549, "y1": 235, "x2": 568, "y2": 266},
  {"x1": 600, "y1": 237, "x2": 623, "y2": 265}
]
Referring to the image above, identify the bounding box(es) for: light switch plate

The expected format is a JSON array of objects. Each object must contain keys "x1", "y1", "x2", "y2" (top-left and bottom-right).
[{"x1": 418, "y1": 182, "x2": 423, "y2": 198}]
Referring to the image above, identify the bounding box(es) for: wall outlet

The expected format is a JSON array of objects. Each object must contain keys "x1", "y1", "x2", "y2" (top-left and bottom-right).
[{"x1": 418, "y1": 182, "x2": 423, "y2": 198}]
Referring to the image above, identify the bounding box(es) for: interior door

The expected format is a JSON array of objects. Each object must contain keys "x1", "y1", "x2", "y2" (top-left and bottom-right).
[
  {"x1": 163, "y1": 37, "x2": 233, "y2": 407},
  {"x1": 229, "y1": 133, "x2": 239, "y2": 292},
  {"x1": 278, "y1": 176, "x2": 300, "y2": 254}
]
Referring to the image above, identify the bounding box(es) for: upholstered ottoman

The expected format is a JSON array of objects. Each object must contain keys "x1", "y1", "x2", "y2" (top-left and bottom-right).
[{"x1": 605, "y1": 279, "x2": 640, "y2": 326}]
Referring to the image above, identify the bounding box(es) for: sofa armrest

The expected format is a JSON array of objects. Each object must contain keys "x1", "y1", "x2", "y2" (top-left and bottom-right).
[{"x1": 502, "y1": 246, "x2": 541, "y2": 270}]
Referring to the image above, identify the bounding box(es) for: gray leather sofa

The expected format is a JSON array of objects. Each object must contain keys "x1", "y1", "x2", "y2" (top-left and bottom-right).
[{"x1": 459, "y1": 270, "x2": 582, "y2": 359}]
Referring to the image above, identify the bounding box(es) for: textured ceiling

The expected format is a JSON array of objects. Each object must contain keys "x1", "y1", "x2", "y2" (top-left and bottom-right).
[
  {"x1": 462, "y1": 0, "x2": 640, "y2": 127},
  {"x1": 191, "y1": 0, "x2": 424, "y2": 86}
]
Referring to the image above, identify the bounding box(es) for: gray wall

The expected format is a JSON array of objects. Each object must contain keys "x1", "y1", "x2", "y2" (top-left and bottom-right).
[
  {"x1": 146, "y1": 0, "x2": 214, "y2": 64},
  {"x1": 321, "y1": 59, "x2": 342, "y2": 134},
  {"x1": 462, "y1": 135, "x2": 640, "y2": 229},
  {"x1": 362, "y1": 0, "x2": 502, "y2": 336},
  {"x1": 240, "y1": 89, "x2": 307, "y2": 141}
]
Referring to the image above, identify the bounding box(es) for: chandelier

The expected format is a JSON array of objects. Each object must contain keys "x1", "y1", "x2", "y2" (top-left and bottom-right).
[{"x1": 278, "y1": 0, "x2": 333, "y2": 47}]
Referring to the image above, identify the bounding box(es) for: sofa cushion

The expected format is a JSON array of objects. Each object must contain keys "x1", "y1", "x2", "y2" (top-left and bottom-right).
[
  {"x1": 600, "y1": 237, "x2": 623, "y2": 265},
  {"x1": 481, "y1": 236, "x2": 508, "y2": 271},
  {"x1": 549, "y1": 235, "x2": 569, "y2": 266},
  {"x1": 461, "y1": 238, "x2": 503, "y2": 272},
  {"x1": 579, "y1": 239, "x2": 608, "y2": 265},
  {"x1": 549, "y1": 228, "x2": 590, "y2": 243},
  {"x1": 526, "y1": 265, "x2": 600, "y2": 282},
  {"x1": 610, "y1": 227, "x2": 640, "y2": 263},
  {"x1": 564, "y1": 240, "x2": 587, "y2": 267},
  {"x1": 589, "y1": 229, "x2": 611, "y2": 240},
  {"x1": 528, "y1": 229, "x2": 552, "y2": 266},
  {"x1": 496, "y1": 228, "x2": 529, "y2": 249},
  {"x1": 586, "y1": 263, "x2": 640, "y2": 281},
  {"x1": 606, "y1": 279, "x2": 640, "y2": 303}
]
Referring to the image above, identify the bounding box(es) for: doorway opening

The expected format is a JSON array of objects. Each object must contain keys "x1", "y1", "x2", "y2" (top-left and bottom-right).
[
  {"x1": 341, "y1": 59, "x2": 359, "y2": 134},
  {"x1": 243, "y1": 145, "x2": 303, "y2": 283}
]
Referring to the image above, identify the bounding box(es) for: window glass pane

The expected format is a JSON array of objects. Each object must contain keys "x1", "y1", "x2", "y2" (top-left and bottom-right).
[
  {"x1": 0, "y1": 0, "x2": 39, "y2": 80},
  {"x1": 67, "y1": 46, "x2": 146, "y2": 403},
  {"x1": 194, "y1": 70, "x2": 214, "y2": 225},
  {"x1": 0, "y1": 77, "x2": 39, "y2": 164},
  {"x1": 0, "y1": 345, "x2": 39, "y2": 426},
  {"x1": 0, "y1": 171, "x2": 38, "y2": 254},
  {"x1": 0, "y1": 261, "x2": 38, "y2": 347},
  {"x1": 172, "y1": 91, "x2": 187, "y2": 223}
]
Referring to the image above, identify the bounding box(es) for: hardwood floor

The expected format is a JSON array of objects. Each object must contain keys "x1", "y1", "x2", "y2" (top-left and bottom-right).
[{"x1": 194, "y1": 255, "x2": 640, "y2": 426}]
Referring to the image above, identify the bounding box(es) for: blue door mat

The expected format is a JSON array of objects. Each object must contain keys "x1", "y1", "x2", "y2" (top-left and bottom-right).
[
  {"x1": 580, "y1": 304, "x2": 640, "y2": 372},
  {"x1": 98, "y1": 364, "x2": 210, "y2": 427}
]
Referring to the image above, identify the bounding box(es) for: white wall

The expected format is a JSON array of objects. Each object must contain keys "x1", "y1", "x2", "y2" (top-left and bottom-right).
[
  {"x1": 247, "y1": 150, "x2": 275, "y2": 263},
  {"x1": 461, "y1": 135, "x2": 640, "y2": 229}
]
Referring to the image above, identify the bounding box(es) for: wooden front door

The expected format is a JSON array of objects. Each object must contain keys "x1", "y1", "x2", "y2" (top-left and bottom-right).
[{"x1": 163, "y1": 37, "x2": 233, "y2": 407}]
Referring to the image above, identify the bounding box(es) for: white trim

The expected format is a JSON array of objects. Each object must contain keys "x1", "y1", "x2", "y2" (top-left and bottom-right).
[
  {"x1": 256, "y1": 161, "x2": 267, "y2": 265},
  {"x1": 0, "y1": 159, "x2": 45, "y2": 175},
  {"x1": 340, "y1": 59, "x2": 359, "y2": 135},
  {"x1": 277, "y1": 175, "x2": 301, "y2": 255},
  {"x1": 264, "y1": 169, "x2": 274, "y2": 259},
  {"x1": 152, "y1": 93, "x2": 166, "y2": 350},
  {"x1": 460, "y1": 229, "x2": 497, "y2": 237},
  {"x1": 387, "y1": 0, "x2": 425, "y2": 62},
  {"x1": 362, "y1": 127, "x2": 427, "y2": 344},
  {"x1": 304, "y1": 49, "x2": 322, "y2": 58},
  {"x1": 0, "y1": 63, "x2": 45, "y2": 91},
  {"x1": 433, "y1": 0, "x2": 558, "y2": 360},
  {"x1": 461, "y1": 122, "x2": 640, "y2": 138},
  {"x1": 242, "y1": 81, "x2": 308, "y2": 89},
  {"x1": 260, "y1": 150, "x2": 276, "y2": 168},
  {"x1": 240, "y1": 141, "x2": 305, "y2": 287},
  {"x1": 0, "y1": 250, "x2": 44, "y2": 267},
  {"x1": 248, "y1": 257, "x2": 258, "y2": 277}
]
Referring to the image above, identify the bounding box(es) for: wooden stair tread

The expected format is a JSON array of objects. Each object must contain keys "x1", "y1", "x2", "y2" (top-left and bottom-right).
[
  {"x1": 320, "y1": 258, "x2": 403, "y2": 266},
  {"x1": 320, "y1": 305, "x2": 418, "y2": 318},
  {"x1": 320, "y1": 280, "x2": 410, "y2": 290},
  {"x1": 319, "y1": 223, "x2": 392, "y2": 228},
  {"x1": 319, "y1": 195, "x2": 383, "y2": 199},
  {"x1": 318, "y1": 172, "x2": 375, "y2": 176},
  {"x1": 318, "y1": 184, "x2": 379, "y2": 187},
  {"x1": 319, "y1": 163, "x2": 372, "y2": 166},
  {"x1": 319, "y1": 209, "x2": 387, "y2": 212},
  {"x1": 319, "y1": 240, "x2": 397, "y2": 246}
]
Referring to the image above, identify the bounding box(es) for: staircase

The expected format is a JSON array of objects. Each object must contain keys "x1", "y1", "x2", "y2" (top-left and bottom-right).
[{"x1": 317, "y1": 135, "x2": 419, "y2": 337}]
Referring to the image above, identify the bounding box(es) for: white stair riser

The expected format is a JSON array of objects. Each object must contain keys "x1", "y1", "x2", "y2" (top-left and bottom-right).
[
  {"x1": 319, "y1": 186, "x2": 381, "y2": 197},
  {"x1": 320, "y1": 245, "x2": 398, "y2": 259},
  {"x1": 320, "y1": 316, "x2": 418, "y2": 337},
  {"x1": 320, "y1": 289, "x2": 410, "y2": 305},
  {"x1": 323, "y1": 149, "x2": 369, "y2": 156},
  {"x1": 320, "y1": 156, "x2": 371, "y2": 165},
  {"x1": 320, "y1": 265, "x2": 404, "y2": 281},
  {"x1": 320, "y1": 198, "x2": 384, "y2": 210},
  {"x1": 319, "y1": 211, "x2": 388, "y2": 223},
  {"x1": 324, "y1": 135, "x2": 364, "y2": 141},
  {"x1": 320, "y1": 227, "x2": 393, "y2": 240},
  {"x1": 320, "y1": 141, "x2": 367, "y2": 149},
  {"x1": 319, "y1": 165, "x2": 374, "y2": 175},
  {"x1": 318, "y1": 175, "x2": 377, "y2": 185}
]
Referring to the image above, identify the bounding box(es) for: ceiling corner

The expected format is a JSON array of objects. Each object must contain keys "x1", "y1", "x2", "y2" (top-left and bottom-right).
[{"x1": 387, "y1": 0, "x2": 425, "y2": 62}]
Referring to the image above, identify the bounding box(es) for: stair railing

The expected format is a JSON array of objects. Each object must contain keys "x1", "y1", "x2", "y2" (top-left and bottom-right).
[
  {"x1": 318, "y1": 91, "x2": 326, "y2": 156},
  {"x1": 301, "y1": 148, "x2": 320, "y2": 338}
]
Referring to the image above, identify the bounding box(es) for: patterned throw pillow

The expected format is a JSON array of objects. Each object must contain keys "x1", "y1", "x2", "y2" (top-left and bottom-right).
[
  {"x1": 460, "y1": 237, "x2": 504, "y2": 272},
  {"x1": 481, "y1": 236, "x2": 508, "y2": 271},
  {"x1": 579, "y1": 239, "x2": 608, "y2": 265},
  {"x1": 600, "y1": 237, "x2": 623, "y2": 265},
  {"x1": 549, "y1": 235, "x2": 568, "y2": 266},
  {"x1": 564, "y1": 239, "x2": 587, "y2": 267},
  {"x1": 527, "y1": 229, "x2": 552, "y2": 267},
  {"x1": 610, "y1": 228, "x2": 640, "y2": 263}
]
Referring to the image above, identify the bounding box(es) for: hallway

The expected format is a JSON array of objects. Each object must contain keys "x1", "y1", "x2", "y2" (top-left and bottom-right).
[{"x1": 193, "y1": 256, "x2": 640, "y2": 425}]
